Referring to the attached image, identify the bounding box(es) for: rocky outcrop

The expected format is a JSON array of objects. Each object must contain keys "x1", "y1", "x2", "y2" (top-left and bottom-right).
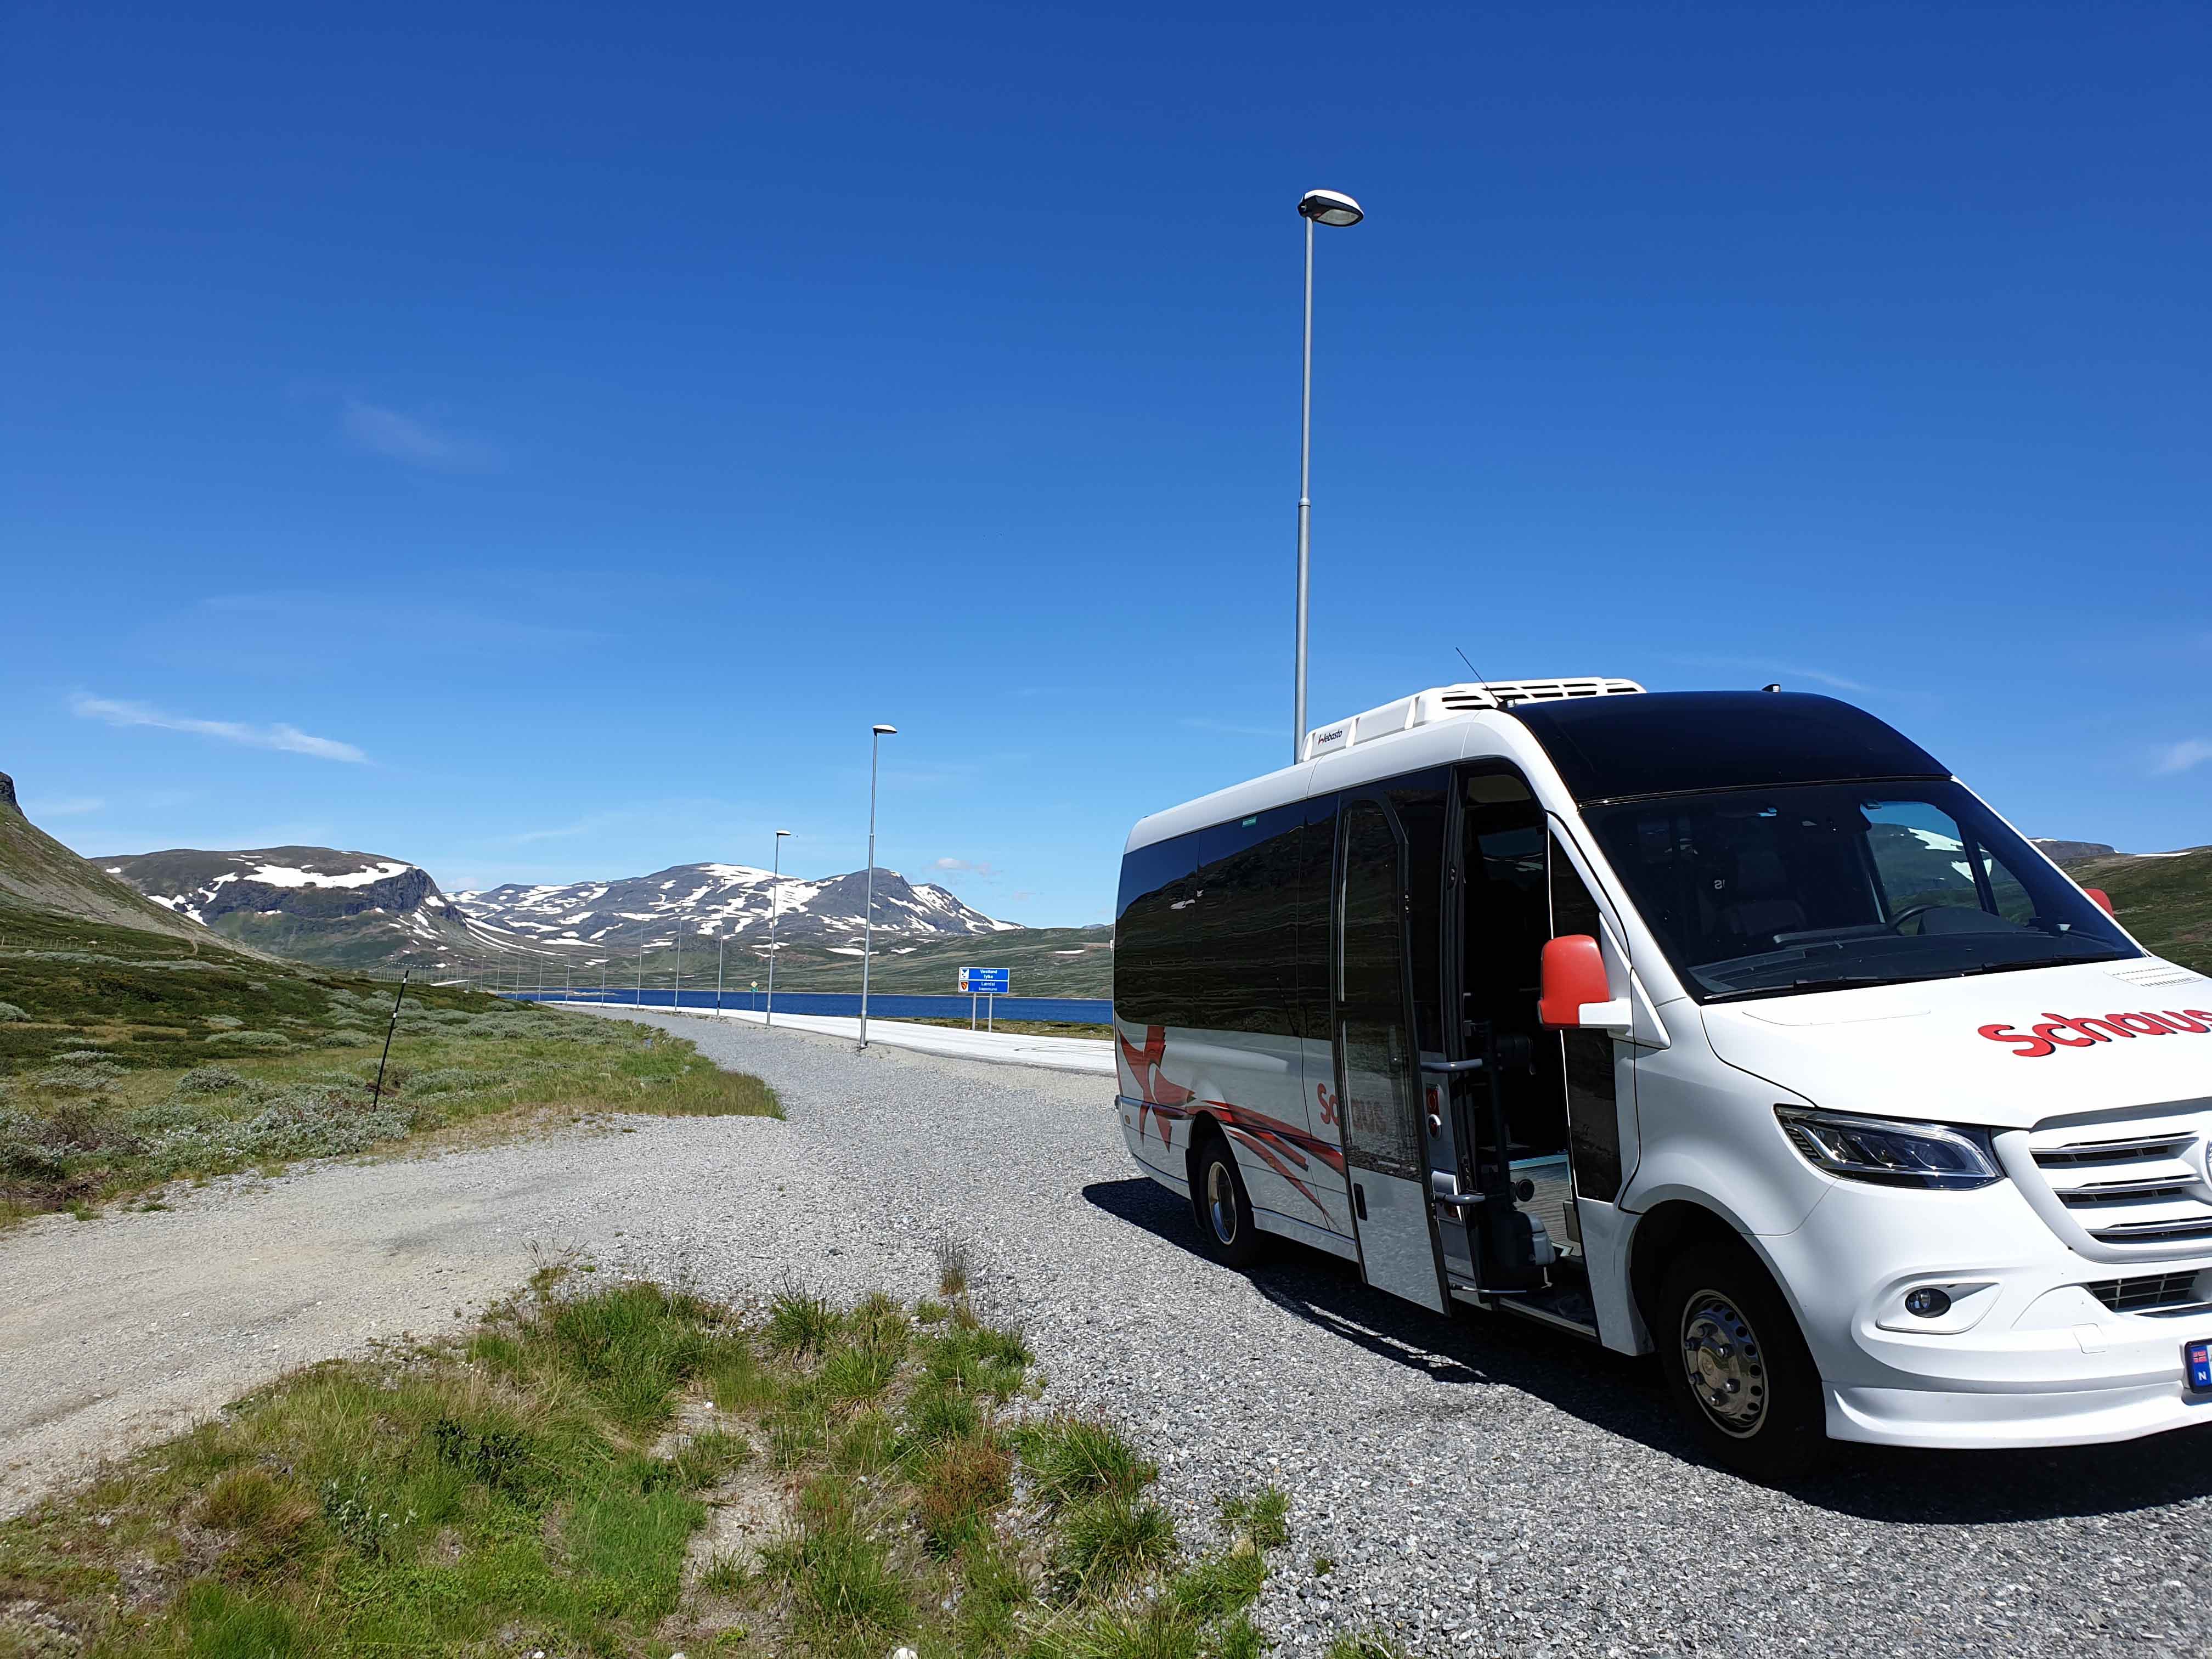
[
  {"x1": 194, "y1": 864, "x2": 453, "y2": 925},
  {"x1": 0, "y1": 769, "x2": 242, "y2": 946}
]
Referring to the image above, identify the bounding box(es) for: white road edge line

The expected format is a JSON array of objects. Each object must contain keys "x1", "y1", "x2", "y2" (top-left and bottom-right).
[{"x1": 550, "y1": 1003, "x2": 1117, "y2": 1076}]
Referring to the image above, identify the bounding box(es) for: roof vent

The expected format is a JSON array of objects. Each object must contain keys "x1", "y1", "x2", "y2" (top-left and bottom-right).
[{"x1": 1304, "y1": 677, "x2": 1644, "y2": 761}]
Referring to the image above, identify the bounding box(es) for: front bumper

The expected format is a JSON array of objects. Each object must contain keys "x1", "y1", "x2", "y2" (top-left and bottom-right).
[
  {"x1": 1829, "y1": 1376, "x2": 2212, "y2": 1449},
  {"x1": 1762, "y1": 1181, "x2": 2212, "y2": 1449}
]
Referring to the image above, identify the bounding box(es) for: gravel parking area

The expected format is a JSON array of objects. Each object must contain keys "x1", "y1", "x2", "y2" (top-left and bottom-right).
[{"x1": 9, "y1": 1007, "x2": 2212, "y2": 1656}]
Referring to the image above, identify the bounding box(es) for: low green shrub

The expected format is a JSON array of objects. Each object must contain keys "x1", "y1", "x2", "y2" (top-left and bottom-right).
[
  {"x1": 174, "y1": 1064, "x2": 246, "y2": 1096},
  {"x1": 408, "y1": 1066, "x2": 495, "y2": 1096}
]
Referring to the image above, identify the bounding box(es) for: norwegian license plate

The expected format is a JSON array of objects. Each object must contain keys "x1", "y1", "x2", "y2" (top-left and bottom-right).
[{"x1": 2186, "y1": 1339, "x2": 2212, "y2": 1393}]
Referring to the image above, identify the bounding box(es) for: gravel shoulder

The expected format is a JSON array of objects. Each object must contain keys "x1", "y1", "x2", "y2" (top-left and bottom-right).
[{"x1": 7, "y1": 1007, "x2": 2212, "y2": 1656}]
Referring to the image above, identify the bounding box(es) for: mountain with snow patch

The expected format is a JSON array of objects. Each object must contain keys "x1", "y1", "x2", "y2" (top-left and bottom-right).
[
  {"x1": 97, "y1": 845, "x2": 505, "y2": 969},
  {"x1": 450, "y1": 862, "x2": 1018, "y2": 958}
]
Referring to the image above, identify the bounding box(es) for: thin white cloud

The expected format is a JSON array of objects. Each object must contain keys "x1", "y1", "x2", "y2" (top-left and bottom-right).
[
  {"x1": 2153, "y1": 738, "x2": 2212, "y2": 776},
  {"x1": 505, "y1": 811, "x2": 640, "y2": 845},
  {"x1": 341, "y1": 399, "x2": 500, "y2": 472},
  {"x1": 24, "y1": 795, "x2": 104, "y2": 817},
  {"x1": 71, "y1": 695, "x2": 368, "y2": 763},
  {"x1": 933, "y1": 857, "x2": 997, "y2": 878},
  {"x1": 1662, "y1": 654, "x2": 1873, "y2": 693}
]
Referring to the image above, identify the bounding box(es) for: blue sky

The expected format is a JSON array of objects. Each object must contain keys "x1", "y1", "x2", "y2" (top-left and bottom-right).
[{"x1": 5, "y1": 1, "x2": 2205, "y2": 927}]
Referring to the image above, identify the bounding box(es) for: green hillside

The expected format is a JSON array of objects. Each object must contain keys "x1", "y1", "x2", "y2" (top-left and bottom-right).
[
  {"x1": 0, "y1": 772, "x2": 235, "y2": 950},
  {"x1": 2064, "y1": 846, "x2": 2212, "y2": 977},
  {"x1": 523, "y1": 925, "x2": 1116, "y2": 1000},
  {"x1": 767, "y1": 925, "x2": 1113, "y2": 995}
]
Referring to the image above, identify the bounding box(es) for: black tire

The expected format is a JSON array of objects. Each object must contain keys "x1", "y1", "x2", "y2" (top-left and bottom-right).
[
  {"x1": 1193, "y1": 1133, "x2": 1265, "y2": 1267},
  {"x1": 1655, "y1": 1238, "x2": 1827, "y2": 1480}
]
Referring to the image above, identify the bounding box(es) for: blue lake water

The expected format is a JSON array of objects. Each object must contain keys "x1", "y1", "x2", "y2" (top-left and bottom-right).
[{"x1": 503, "y1": 988, "x2": 1114, "y2": 1024}]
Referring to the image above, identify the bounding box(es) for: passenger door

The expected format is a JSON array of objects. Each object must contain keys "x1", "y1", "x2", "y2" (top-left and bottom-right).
[{"x1": 1333, "y1": 793, "x2": 1448, "y2": 1313}]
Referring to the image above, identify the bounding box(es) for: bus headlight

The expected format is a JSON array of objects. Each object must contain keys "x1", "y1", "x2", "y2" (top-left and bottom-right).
[{"x1": 1774, "y1": 1106, "x2": 2004, "y2": 1191}]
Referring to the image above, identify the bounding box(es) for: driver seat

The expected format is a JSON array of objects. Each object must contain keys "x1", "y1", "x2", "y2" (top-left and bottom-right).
[{"x1": 1718, "y1": 848, "x2": 1805, "y2": 945}]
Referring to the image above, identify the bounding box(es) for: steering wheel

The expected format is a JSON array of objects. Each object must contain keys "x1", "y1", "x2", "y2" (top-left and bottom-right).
[{"x1": 1887, "y1": 904, "x2": 1945, "y2": 934}]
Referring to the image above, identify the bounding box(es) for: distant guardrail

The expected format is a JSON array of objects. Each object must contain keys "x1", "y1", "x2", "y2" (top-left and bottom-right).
[{"x1": 504, "y1": 988, "x2": 1113, "y2": 1024}]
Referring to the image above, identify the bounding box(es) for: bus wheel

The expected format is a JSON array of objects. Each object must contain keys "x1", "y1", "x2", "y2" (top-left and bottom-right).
[
  {"x1": 1656, "y1": 1239, "x2": 1826, "y2": 1481},
  {"x1": 1195, "y1": 1135, "x2": 1263, "y2": 1268}
]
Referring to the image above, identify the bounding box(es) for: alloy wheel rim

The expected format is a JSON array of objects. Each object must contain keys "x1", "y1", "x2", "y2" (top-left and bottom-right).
[
  {"x1": 1680, "y1": 1290, "x2": 1767, "y2": 1438},
  {"x1": 1207, "y1": 1160, "x2": 1238, "y2": 1245}
]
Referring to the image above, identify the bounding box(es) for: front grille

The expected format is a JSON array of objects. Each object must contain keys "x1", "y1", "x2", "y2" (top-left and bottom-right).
[
  {"x1": 2028, "y1": 1116, "x2": 2212, "y2": 1250},
  {"x1": 2065, "y1": 1176, "x2": 2200, "y2": 1206},
  {"x1": 2084, "y1": 1217, "x2": 2212, "y2": 1245},
  {"x1": 2083, "y1": 1271, "x2": 2212, "y2": 1316},
  {"x1": 2034, "y1": 1133, "x2": 2194, "y2": 1167}
]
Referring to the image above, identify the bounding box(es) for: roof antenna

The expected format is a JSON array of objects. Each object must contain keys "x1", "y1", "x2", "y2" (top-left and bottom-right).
[{"x1": 1454, "y1": 645, "x2": 1492, "y2": 685}]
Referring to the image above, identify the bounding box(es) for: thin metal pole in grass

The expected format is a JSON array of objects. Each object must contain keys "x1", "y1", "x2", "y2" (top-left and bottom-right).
[
  {"x1": 372, "y1": 970, "x2": 409, "y2": 1105},
  {"x1": 859, "y1": 723, "x2": 896, "y2": 1049},
  {"x1": 765, "y1": 827, "x2": 790, "y2": 1024},
  {"x1": 715, "y1": 936, "x2": 725, "y2": 1014},
  {"x1": 674, "y1": 929, "x2": 682, "y2": 1013}
]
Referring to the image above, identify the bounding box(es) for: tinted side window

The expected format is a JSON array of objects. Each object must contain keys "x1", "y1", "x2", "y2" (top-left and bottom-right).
[
  {"x1": 1294, "y1": 796, "x2": 1338, "y2": 1041},
  {"x1": 1114, "y1": 804, "x2": 1305, "y2": 1036},
  {"x1": 1114, "y1": 833, "x2": 1200, "y2": 1029},
  {"x1": 1185, "y1": 804, "x2": 1305, "y2": 1036},
  {"x1": 1550, "y1": 836, "x2": 1622, "y2": 1201},
  {"x1": 1336, "y1": 799, "x2": 1420, "y2": 1175},
  {"x1": 1387, "y1": 775, "x2": 1450, "y2": 1055}
]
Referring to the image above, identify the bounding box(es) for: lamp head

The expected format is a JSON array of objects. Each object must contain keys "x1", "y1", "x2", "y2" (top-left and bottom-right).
[
  {"x1": 872, "y1": 724, "x2": 898, "y2": 735},
  {"x1": 1298, "y1": 189, "x2": 1364, "y2": 228},
  {"x1": 775, "y1": 828, "x2": 792, "y2": 838}
]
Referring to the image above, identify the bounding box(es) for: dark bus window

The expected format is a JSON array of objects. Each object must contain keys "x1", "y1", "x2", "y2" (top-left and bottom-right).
[
  {"x1": 1550, "y1": 836, "x2": 1621, "y2": 1201},
  {"x1": 1115, "y1": 803, "x2": 1306, "y2": 1037},
  {"x1": 1386, "y1": 773, "x2": 1449, "y2": 1056},
  {"x1": 1114, "y1": 833, "x2": 1199, "y2": 1030},
  {"x1": 1458, "y1": 770, "x2": 1559, "y2": 1166},
  {"x1": 1336, "y1": 798, "x2": 1421, "y2": 1175},
  {"x1": 1186, "y1": 804, "x2": 1304, "y2": 1036},
  {"x1": 1294, "y1": 795, "x2": 1338, "y2": 1041}
]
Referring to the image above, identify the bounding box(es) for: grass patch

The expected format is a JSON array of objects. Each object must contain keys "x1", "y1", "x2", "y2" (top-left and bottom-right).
[
  {"x1": 1325, "y1": 1632, "x2": 1409, "y2": 1659},
  {"x1": 0, "y1": 1281, "x2": 1288, "y2": 1658},
  {"x1": 0, "y1": 947, "x2": 781, "y2": 1221},
  {"x1": 901, "y1": 1017, "x2": 1115, "y2": 1039},
  {"x1": 1016, "y1": 1418, "x2": 1159, "y2": 1508}
]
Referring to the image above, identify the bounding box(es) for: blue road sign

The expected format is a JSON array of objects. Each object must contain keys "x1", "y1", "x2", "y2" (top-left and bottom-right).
[{"x1": 958, "y1": 967, "x2": 1011, "y2": 995}]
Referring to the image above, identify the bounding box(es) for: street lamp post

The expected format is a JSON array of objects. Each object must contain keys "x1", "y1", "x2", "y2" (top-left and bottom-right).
[
  {"x1": 715, "y1": 936, "x2": 725, "y2": 1014},
  {"x1": 857, "y1": 724, "x2": 896, "y2": 1049},
  {"x1": 765, "y1": 828, "x2": 792, "y2": 1025},
  {"x1": 1293, "y1": 187, "x2": 1364, "y2": 764}
]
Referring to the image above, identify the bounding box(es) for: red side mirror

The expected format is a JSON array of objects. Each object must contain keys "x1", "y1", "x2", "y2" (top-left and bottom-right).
[
  {"x1": 1539, "y1": 934, "x2": 1609, "y2": 1029},
  {"x1": 2084, "y1": 887, "x2": 2114, "y2": 917}
]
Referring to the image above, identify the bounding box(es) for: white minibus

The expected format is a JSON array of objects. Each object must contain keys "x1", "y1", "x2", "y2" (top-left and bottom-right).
[{"x1": 1114, "y1": 681, "x2": 2212, "y2": 1476}]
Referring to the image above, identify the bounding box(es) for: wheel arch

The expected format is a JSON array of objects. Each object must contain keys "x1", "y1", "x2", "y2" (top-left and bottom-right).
[
  {"x1": 1626, "y1": 1199, "x2": 1747, "y2": 1338},
  {"x1": 1182, "y1": 1110, "x2": 1227, "y2": 1231}
]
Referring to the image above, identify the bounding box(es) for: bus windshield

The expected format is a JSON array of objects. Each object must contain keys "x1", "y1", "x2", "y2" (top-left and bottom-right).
[{"x1": 1579, "y1": 780, "x2": 2138, "y2": 1002}]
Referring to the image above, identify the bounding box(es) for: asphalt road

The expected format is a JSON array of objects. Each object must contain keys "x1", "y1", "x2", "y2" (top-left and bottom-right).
[{"x1": 7, "y1": 1009, "x2": 2210, "y2": 1656}]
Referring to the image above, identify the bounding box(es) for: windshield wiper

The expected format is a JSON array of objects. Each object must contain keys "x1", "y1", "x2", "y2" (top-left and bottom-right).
[
  {"x1": 1957, "y1": 953, "x2": 2121, "y2": 978},
  {"x1": 1705, "y1": 974, "x2": 1927, "y2": 1002}
]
